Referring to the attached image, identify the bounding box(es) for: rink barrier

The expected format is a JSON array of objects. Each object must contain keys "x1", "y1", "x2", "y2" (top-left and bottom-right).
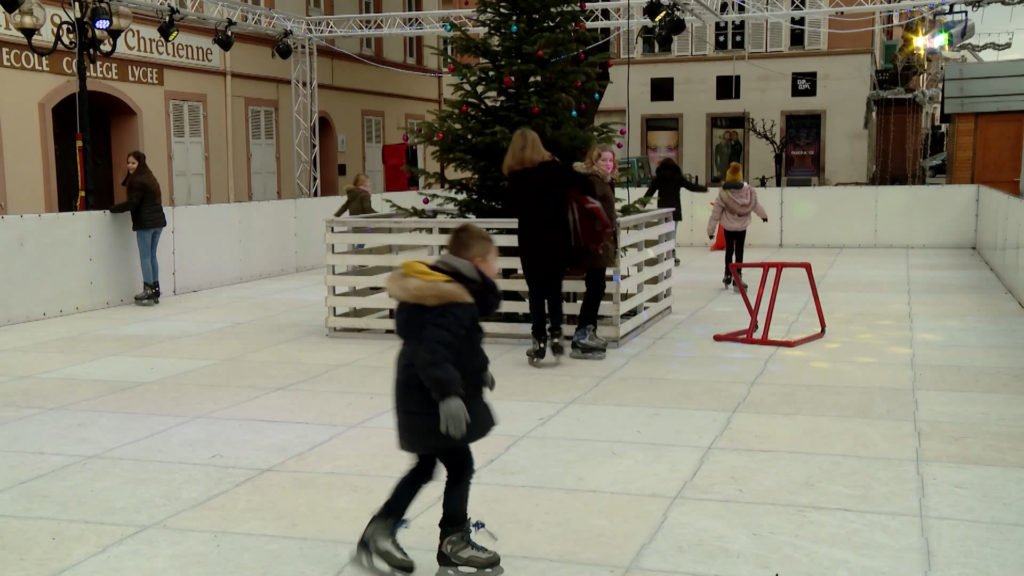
[
  {"x1": 976, "y1": 186, "x2": 1024, "y2": 307},
  {"x1": 324, "y1": 209, "x2": 677, "y2": 344}
]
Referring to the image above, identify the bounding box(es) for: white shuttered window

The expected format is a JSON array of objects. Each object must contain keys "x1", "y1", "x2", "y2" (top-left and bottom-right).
[
  {"x1": 169, "y1": 100, "x2": 206, "y2": 206},
  {"x1": 248, "y1": 107, "x2": 278, "y2": 201}
]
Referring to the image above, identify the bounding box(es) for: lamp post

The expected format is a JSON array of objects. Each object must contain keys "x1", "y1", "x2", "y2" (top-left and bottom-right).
[{"x1": 2, "y1": 0, "x2": 132, "y2": 210}]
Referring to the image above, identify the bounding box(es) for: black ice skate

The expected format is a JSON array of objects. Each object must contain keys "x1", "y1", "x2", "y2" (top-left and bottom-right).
[
  {"x1": 526, "y1": 336, "x2": 548, "y2": 367},
  {"x1": 548, "y1": 328, "x2": 565, "y2": 359},
  {"x1": 134, "y1": 284, "x2": 158, "y2": 306},
  {"x1": 570, "y1": 326, "x2": 606, "y2": 360},
  {"x1": 436, "y1": 520, "x2": 502, "y2": 576},
  {"x1": 354, "y1": 516, "x2": 414, "y2": 575},
  {"x1": 722, "y1": 273, "x2": 733, "y2": 289}
]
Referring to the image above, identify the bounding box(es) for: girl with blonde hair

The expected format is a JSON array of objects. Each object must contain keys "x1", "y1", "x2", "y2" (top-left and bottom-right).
[
  {"x1": 503, "y1": 127, "x2": 573, "y2": 366},
  {"x1": 569, "y1": 143, "x2": 619, "y2": 359}
]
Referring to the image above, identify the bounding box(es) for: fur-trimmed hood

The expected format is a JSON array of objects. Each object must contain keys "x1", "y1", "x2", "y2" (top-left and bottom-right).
[
  {"x1": 387, "y1": 261, "x2": 474, "y2": 307},
  {"x1": 573, "y1": 162, "x2": 612, "y2": 183},
  {"x1": 717, "y1": 182, "x2": 755, "y2": 217}
]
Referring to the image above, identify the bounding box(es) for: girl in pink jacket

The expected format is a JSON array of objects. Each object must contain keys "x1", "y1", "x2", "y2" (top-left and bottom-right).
[{"x1": 707, "y1": 163, "x2": 768, "y2": 291}]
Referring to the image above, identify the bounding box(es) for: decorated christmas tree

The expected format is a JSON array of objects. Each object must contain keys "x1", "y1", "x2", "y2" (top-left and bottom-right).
[{"x1": 406, "y1": 0, "x2": 618, "y2": 217}]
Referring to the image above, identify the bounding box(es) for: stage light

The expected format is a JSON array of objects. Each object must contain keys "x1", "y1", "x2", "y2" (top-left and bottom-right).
[
  {"x1": 89, "y1": 2, "x2": 111, "y2": 30},
  {"x1": 273, "y1": 30, "x2": 293, "y2": 60},
  {"x1": 158, "y1": 8, "x2": 180, "y2": 42},
  {"x1": 213, "y1": 19, "x2": 235, "y2": 52},
  {"x1": 1, "y1": 0, "x2": 26, "y2": 15}
]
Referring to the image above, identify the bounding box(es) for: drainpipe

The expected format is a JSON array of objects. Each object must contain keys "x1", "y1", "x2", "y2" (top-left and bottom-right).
[{"x1": 225, "y1": 51, "x2": 234, "y2": 202}]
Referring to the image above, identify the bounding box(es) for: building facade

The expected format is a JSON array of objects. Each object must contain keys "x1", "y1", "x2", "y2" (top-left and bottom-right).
[
  {"x1": 0, "y1": 0, "x2": 446, "y2": 215},
  {"x1": 599, "y1": 3, "x2": 876, "y2": 187}
]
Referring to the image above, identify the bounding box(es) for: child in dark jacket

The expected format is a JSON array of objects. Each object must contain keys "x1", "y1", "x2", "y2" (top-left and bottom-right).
[{"x1": 356, "y1": 224, "x2": 502, "y2": 575}]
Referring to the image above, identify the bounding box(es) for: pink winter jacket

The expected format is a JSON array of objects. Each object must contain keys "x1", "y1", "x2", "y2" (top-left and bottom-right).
[{"x1": 707, "y1": 182, "x2": 768, "y2": 235}]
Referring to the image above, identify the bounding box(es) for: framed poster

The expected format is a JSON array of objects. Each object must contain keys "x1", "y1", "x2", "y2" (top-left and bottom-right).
[
  {"x1": 707, "y1": 114, "x2": 748, "y2": 184},
  {"x1": 642, "y1": 115, "x2": 683, "y2": 174},
  {"x1": 783, "y1": 112, "x2": 824, "y2": 179}
]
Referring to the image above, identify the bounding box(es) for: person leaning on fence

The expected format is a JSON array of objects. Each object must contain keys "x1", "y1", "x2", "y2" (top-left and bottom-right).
[
  {"x1": 643, "y1": 157, "x2": 708, "y2": 267},
  {"x1": 569, "y1": 143, "x2": 620, "y2": 360},
  {"x1": 502, "y1": 127, "x2": 573, "y2": 363},
  {"x1": 110, "y1": 151, "x2": 167, "y2": 306}
]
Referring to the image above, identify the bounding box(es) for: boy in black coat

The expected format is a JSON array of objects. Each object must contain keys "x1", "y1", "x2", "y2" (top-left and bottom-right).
[{"x1": 356, "y1": 224, "x2": 503, "y2": 575}]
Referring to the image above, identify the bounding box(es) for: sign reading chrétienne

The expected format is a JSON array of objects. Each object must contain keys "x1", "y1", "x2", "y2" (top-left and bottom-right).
[
  {"x1": 0, "y1": 3, "x2": 222, "y2": 70},
  {"x1": 0, "y1": 40, "x2": 165, "y2": 85}
]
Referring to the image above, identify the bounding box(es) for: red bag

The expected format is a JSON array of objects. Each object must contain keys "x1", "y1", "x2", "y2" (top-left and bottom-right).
[{"x1": 567, "y1": 176, "x2": 613, "y2": 256}]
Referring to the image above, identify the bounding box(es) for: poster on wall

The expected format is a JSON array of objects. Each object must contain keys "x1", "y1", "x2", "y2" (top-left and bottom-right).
[
  {"x1": 784, "y1": 113, "x2": 823, "y2": 178},
  {"x1": 643, "y1": 116, "x2": 681, "y2": 173},
  {"x1": 708, "y1": 115, "x2": 747, "y2": 184}
]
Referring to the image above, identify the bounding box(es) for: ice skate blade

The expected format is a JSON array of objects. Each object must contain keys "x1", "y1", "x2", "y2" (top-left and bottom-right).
[
  {"x1": 436, "y1": 566, "x2": 504, "y2": 576},
  {"x1": 351, "y1": 547, "x2": 414, "y2": 575}
]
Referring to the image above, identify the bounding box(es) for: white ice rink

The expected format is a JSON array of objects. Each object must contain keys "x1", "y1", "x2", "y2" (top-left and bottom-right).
[{"x1": 0, "y1": 246, "x2": 1022, "y2": 576}]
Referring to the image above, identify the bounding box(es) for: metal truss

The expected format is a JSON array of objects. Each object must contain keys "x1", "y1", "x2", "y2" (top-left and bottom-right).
[
  {"x1": 291, "y1": 38, "x2": 319, "y2": 198},
  {"x1": 110, "y1": 0, "x2": 1002, "y2": 199}
]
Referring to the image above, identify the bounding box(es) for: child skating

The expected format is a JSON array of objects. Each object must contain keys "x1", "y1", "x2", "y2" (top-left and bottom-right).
[
  {"x1": 707, "y1": 163, "x2": 768, "y2": 292},
  {"x1": 355, "y1": 224, "x2": 502, "y2": 576}
]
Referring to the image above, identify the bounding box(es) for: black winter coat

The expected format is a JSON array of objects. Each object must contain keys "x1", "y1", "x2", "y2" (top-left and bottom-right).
[
  {"x1": 388, "y1": 255, "x2": 501, "y2": 455},
  {"x1": 506, "y1": 160, "x2": 572, "y2": 276},
  {"x1": 110, "y1": 167, "x2": 167, "y2": 231},
  {"x1": 643, "y1": 163, "x2": 708, "y2": 222}
]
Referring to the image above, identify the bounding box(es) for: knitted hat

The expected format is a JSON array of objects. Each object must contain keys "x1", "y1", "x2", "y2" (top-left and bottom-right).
[{"x1": 725, "y1": 162, "x2": 744, "y2": 183}]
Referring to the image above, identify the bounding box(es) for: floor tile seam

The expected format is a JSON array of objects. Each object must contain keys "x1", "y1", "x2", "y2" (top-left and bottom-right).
[
  {"x1": 622, "y1": 246, "x2": 818, "y2": 574},
  {"x1": 921, "y1": 513, "x2": 1024, "y2": 529},
  {"x1": 675, "y1": 493, "x2": 923, "y2": 519},
  {"x1": 0, "y1": 453, "x2": 91, "y2": 496},
  {"x1": 0, "y1": 511, "x2": 142, "y2": 529},
  {"x1": 906, "y1": 248, "x2": 933, "y2": 574},
  {"x1": 52, "y1": 462, "x2": 272, "y2": 575}
]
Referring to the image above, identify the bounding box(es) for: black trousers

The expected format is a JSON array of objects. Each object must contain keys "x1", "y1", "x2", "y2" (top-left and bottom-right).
[
  {"x1": 523, "y1": 263, "x2": 564, "y2": 339},
  {"x1": 378, "y1": 446, "x2": 474, "y2": 537},
  {"x1": 724, "y1": 229, "x2": 747, "y2": 277},
  {"x1": 578, "y1": 267, "x2": 607, "y2": 329}
]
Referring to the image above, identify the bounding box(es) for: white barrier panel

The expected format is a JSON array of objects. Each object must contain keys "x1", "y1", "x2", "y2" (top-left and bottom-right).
[
  {"x1": 0, "y1": 209, "x2": 173, "y2": 326},
  {"x1": 296, "y1": 197, "x2": 342, "y2": 269},
  {"x1": 977, "y1": 186, "x2": 1024, "y2": 306}
]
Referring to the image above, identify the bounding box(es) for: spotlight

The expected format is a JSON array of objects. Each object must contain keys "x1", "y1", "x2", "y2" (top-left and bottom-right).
[
  {"x1": 643, "y1": 0, "x2": 669, "y2": 22},
  {"x1": 158, "y1": 7, "x2": 180, "y2": 42},
  {"x1": 89, "y1": 3, "x2": 112, "y2": 30},
  {"x1": 1, "y1": 0, "x2": 25, "y2": 16},
  {"x1": 273, "y1": 30, "x2": 293, "y2": 60},
  {"x1": 213, "y1": 19, "x2": 235, "y2": 52}
]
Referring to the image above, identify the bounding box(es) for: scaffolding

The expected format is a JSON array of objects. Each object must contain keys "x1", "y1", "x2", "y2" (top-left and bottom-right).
[{"x1": 111, "y1": 0, "x2": 973, "y2": 197}]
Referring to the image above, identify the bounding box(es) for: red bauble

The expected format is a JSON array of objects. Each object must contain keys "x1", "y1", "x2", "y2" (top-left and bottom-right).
[
  {"x1": 607, "y1": 59, "x2": 614, "y2": 68},
  {"x1": 436, "y1": 132, "x2": 444, "y2": 140},
  {"x1": 577, "y1": 22, "x2": 586, "y2": 30},
  {"x1": 574, "y1": 80, "x2": 582, "y2": 88},
  {"x1": 447, "y1": 64, "x2": 455, "y2": 73},
  {"x1": 580, "y1": 2, "x2": 586, "y2": 8},
  {"x1": 578, "y1": 52, "x2": 586, "y2": 61},
  {"x1": 536, "y1": 49, "x2": 544, "y2": 58},
  {"x1": 503, "y1": 75, "x2": 514, "y2": 88},
  {"x1": 580, "y1": 102, "x2": 587, "y2": 110},
  {"x1": 531, "y1": 105, "x2": 540, "y2": 115},
  {"x1": 402, "y1": 134, "x2": 409, "y2": 143},
  {"x1": 460, "y1": 104, "x2": 468, "y2": 113}
]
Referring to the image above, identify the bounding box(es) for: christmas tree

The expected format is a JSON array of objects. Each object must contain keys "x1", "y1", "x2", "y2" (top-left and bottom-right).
[{"x1": 407, "y1": 0, "x2": 617, "y2": 218}]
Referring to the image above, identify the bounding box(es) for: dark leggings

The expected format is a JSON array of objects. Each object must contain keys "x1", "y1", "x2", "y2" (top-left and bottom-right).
[
  {"x1": 724, "y1": 229, "x2": 747, "y2": 277},
  {"x1": 578, "y1": 267, "x2": 607, "y2": 329},
  {"x1": 378, "y1": 445, "x2": 474, "y2": 536},
  {"x1": 524, "y1": 264, "x2": 564, "y2": 339}
]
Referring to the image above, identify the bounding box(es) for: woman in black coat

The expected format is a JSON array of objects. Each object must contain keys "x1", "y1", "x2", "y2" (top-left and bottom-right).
[
  {"x1": 110, "y1": 151, "x2": 168, "y2": 304},
  {"x1": 643, "y1": 157, "x2": 707, "y2": 266},
  {"x1": 503, "y1": 128, "x2": 572, "y2": 362}
]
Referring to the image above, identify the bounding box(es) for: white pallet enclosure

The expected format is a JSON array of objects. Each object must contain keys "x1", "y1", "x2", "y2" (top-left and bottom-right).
[{"x1": 325, "y1": 209, "x2": 677, "y2": 344}]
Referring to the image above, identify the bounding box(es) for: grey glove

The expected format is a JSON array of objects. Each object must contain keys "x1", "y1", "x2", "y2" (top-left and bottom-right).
[
  {"x1": 439, "y1": 397, "x2": 471, "y2": 439},
  {"x1": 485, "y1": 372, "x2": 496, "y2": 391}
]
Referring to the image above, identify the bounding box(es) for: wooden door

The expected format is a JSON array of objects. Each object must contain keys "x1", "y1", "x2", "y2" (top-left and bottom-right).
[{"x1": 974, "y1": 113, "x2": 1024, "y2": 196}]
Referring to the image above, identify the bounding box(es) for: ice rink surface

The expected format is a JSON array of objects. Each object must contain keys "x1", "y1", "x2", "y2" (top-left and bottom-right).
[{"x1": 0, "y1": 247, "x2": 1022, "y2": 576}]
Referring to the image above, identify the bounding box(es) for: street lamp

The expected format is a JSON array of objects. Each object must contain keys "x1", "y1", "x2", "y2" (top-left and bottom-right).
[{"x1": 3, "y1": 0, "x2": 133, "y2": 210}]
